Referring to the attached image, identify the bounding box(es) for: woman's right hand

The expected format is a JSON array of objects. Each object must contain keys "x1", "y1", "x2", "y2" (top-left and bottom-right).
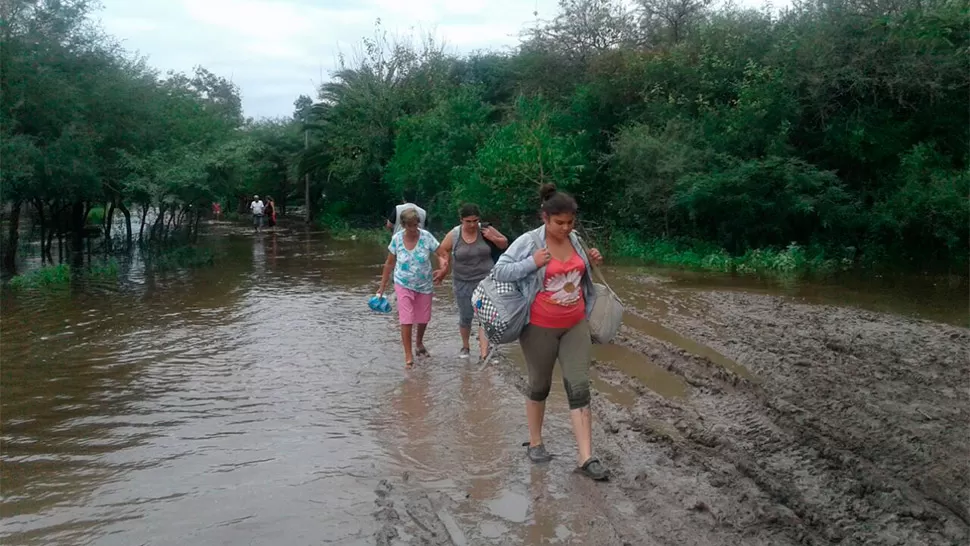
[{"x1": 533, "y1": 247, "x2": 551, "y2": 268}]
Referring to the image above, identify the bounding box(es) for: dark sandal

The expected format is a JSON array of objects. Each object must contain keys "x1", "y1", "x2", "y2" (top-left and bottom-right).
[
  {"x1": 405, "y1": 361, "x2": 414, "y2": 370},
  {"x1": 521, "y1": 441, "x2": 553, "y2": 463},
  {"x1": 577, "y1": 457, "x2": 609, "y2": 481},
  {"x1": 415, "y1": 347, "x2": 430, "y2": 358}
]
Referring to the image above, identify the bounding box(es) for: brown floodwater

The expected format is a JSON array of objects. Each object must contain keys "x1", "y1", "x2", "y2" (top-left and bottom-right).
[{"x1": 2, "y1": 224, "x2": 966, "y2": 545}]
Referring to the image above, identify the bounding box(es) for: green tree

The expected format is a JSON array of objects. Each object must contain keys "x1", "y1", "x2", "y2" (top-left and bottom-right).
[
  {"x1": 384, "y1": 87, "x2": 494, "y2": 222},
  {"x1": 454, "y1": 97, "x2": 587, "y2": 232}
]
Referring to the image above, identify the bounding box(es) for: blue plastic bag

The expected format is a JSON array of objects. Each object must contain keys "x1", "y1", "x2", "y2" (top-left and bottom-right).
[{"x1": 368, "y1": 294, "x2": 392, "y2": 313}]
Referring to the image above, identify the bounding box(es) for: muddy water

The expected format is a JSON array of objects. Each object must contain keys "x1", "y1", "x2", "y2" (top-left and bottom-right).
[
  {"x1": 3, "y1": 224, "x2": 967, "y2": 545},
  {"x1": 608, "y1": 264, "x2": 969, "y2": 328},
  {"x1": 0, "y1": 227, "x2": 639, "y2": 545}
]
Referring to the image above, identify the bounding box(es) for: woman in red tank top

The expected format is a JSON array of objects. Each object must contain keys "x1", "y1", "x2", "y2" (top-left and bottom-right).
[{"x1": 496, "y1": 183, "x2": 609, "y2": 481}]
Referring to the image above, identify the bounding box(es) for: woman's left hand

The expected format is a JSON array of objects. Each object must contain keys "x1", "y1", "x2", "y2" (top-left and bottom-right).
[
  {"x1": 482, "y1": 226, "x2": 509, "y2": 249},
  {"x1": 481, "y1": 226, "x2": 500, "y2": 241},
  {"x1": 588, "y1": 248, "x2": 604, "y2": 265}
]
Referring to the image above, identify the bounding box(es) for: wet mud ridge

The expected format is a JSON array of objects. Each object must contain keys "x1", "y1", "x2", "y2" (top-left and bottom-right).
[
  {"x1": 374, "y1": 478, "x2": 466, "y2": 546},
  {"x1": 376, "y1": 286, "x2": 969, "y2": 545}
]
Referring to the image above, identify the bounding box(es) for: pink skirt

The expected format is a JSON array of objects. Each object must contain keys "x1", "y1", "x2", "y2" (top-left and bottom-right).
[{"x1": 394, "y1": 284, "x2": 433, "y2": 325}]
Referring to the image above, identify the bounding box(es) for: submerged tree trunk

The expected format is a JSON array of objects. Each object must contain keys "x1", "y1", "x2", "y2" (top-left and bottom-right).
[
  {"x1": 3, "y1": 200, "x2": 22, "y2": 273},
  {"x1": 138, "y1": 203, "x2": 149, "y2": 242},
  {"x1": 118, "y1": 201, "x2": 133, "y2": 245},
  {"x1": 150, "y1": 204, "x2": 166, "y2": 241},
  {"x1": 192, "y1": 209, "x2": 202, "y2": 242},
  {"x1": 45, "y1": 225, "x2": 55, "y2": 263},
  {"x1": 70, "y1": 200, "x2": 85, "y2": 254},
  {"x1": 175, "y1": 207, "x2": 186, "y2": 233},
  {"x1": 34, "y1": 199, "x2": 47, "y2": 265},
  {"x1": 164, "y1": 207, "x2": 177, "y2": 240},
  {"x1": 104, "y1": 198, "x2": 116, "y2": 248}
]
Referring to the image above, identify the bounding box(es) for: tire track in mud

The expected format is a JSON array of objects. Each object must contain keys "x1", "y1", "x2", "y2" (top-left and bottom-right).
[
  {"x1": 374, "y1": 478, "x2": 460, "y2": 546},
  {"x1": 606, "y1": 290, "x2": 969, "y2": 546},
  {"x1": 708, "y1": 294, "x2": 970, "y2": 528}
]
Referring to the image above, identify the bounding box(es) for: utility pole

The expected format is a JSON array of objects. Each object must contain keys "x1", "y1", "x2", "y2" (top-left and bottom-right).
[{"x1": 304, "y1": 120, "x2": 310, "y2": 224}]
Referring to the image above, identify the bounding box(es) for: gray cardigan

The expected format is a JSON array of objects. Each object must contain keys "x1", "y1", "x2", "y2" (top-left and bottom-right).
[{"x1": 490, "y1": 225, "x2": 598, "y2": 321}]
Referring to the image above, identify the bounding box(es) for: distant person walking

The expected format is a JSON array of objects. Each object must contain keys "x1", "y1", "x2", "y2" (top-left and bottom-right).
[
  {"x1": 490, "y1": 183, "x2": 608, "y2": 481},
  {"x1": 250, "y1": 195, "x2": 265, "y2": 232},
  {"x1": 435, "y1": 203, "x2": 508, "y2": 361},
  {"x1": 265, "y1": 197, "x2": 277, "y2": 227},
  {"x1": 377, "y1": 209, "x2": 444, "y2": 370}
]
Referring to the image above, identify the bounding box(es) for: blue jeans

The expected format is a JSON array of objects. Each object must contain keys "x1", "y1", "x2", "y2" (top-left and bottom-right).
[{"x1": 453, "y1": 278, "x2": 481, "y2": 329}]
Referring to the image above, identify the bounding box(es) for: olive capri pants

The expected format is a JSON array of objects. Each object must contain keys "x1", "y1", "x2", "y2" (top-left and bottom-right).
[{"x1": 518, "y1": 319, "x2": 592, "y2": 410}]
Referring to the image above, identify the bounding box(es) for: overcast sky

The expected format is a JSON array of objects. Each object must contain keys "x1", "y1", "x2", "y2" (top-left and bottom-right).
[
  {"x1": 96, "y1": 0, "x2": 564, "y2": 119},
  {"x1": 96, "y1": 0, "x2": 772, "y2": 120}
]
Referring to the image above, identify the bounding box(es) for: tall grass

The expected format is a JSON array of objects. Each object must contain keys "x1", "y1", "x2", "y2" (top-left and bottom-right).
[
  {"x1": 316, "y1": 212, "x2": 392, "y2": 245},
  {"x1": 609, "y1": 232, "x2": 854, "y2": 277},
  {"x1": 9, "y1": 264, "x2": 72, "y2": 290},
  {"x1": 8, "y1": 259, "x2": 120, "y2": 290}
]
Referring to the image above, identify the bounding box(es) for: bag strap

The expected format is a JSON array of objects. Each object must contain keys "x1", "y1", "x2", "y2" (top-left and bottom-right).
[
  {"x1": 450, "y1": 226, "x2": 461, "y2": 258},
  {"x1": 574, "y1": 234, "x2": 622, "y2": 302}
]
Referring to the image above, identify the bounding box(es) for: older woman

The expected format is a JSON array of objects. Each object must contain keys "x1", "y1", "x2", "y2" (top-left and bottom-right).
[{"x1": 377, "y1": 209, "x2": 444, "y2": 369}]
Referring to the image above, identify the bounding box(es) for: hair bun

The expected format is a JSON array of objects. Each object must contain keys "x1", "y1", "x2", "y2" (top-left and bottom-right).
[{"x1": 539, "y1": 183, "x2": 558, "y2": 202}]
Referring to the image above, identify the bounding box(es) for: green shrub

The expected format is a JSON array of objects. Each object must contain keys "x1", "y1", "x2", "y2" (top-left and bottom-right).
[
  {"x1": 87, "y1": 259, "x2": 120, "y2": 280},
  {"x1": 87, "y1": 207, "x2": 105, "y2": 226},
  {"x1": 9, "y1": 264, "x2": 72, "y2": 289},
  {"x1": 608, "y1": 232, "x2": 852, "y2": 277},
  {"x1": 8, "y1": 259, "x2": 122, "y2": 290}
]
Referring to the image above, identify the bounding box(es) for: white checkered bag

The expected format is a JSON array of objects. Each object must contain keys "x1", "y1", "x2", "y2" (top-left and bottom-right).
[
  {"x1": 472, "y1": 273, "x2": 530, "y2": 345},
  {"x1": 471, "y1": 231, "x2": 549, "y2": 345}
]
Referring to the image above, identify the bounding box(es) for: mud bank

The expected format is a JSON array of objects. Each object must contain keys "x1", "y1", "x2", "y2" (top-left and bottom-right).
[
  {"x1": 391, "y1": 285, "x2": 969, "y2": 545},
  {"x1": 615, "y1": 290, "x2": 970, "y2": 543}
]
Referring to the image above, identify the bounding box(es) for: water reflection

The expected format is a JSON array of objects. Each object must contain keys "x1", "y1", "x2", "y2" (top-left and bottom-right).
[
  {"x1": 458, "y1": 369, "x2": 504, "y2": 504},
  {"x1": 524, "y1": 465, "x2": 560, "y2": 544},
  {"x1": 387, "y1": 368, "x2": 437, "y2": 477}
]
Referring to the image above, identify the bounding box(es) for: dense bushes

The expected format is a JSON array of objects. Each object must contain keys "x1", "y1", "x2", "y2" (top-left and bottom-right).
[
  {"x1": 300, "y1": 0, "x2": 967, "y2": 273},
  {"x1": 6, "y1": 0, "x2": 965, "y2": 275}
]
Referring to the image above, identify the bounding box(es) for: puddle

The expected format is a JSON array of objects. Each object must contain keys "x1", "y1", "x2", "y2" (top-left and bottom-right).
[
  {"x1": 480, "y1": 520, "x2": 509, "y2": 538},
  {"x1": 487, "y1": 489, "x2": 530, "y2": 523},
  {"x1": 589, "y1": 370, "x2": 638, "y2": 407},
  {"x1": 590, "y1": 343, "x2": 688, "y2": 399},
  {"x1": 621, "y1": 311, "x2": 756, "y2": 381},
  {"x1": 503, "y1": 341, "x2": 686, "y2": 401}
]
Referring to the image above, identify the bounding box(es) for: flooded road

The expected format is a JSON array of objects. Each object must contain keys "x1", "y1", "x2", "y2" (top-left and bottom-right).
[
  {"x1": 1, "y1": 226, "x2": 642, "y2": 545},
  {"x1": 3, "y1": 223, "x2": 967, "y2": 545}
]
